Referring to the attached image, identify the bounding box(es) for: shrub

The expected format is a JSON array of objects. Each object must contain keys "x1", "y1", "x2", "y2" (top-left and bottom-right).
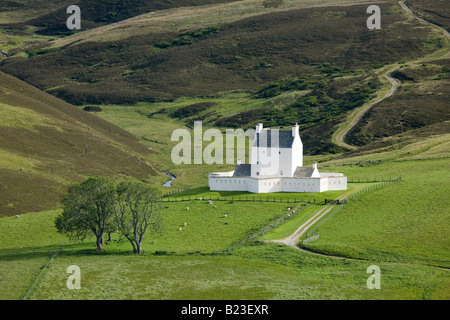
[
  {"x1": 83, "y1": 105, "x2": 103, "y2": 112},
  {"x1": 171, "y1": 102, "x2": 218, "y2": 119}
]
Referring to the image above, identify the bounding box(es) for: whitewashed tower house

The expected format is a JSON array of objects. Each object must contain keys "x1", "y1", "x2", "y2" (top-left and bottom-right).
[{"x1": 209, "y1": 123, "x2": 346, "y2": 193}]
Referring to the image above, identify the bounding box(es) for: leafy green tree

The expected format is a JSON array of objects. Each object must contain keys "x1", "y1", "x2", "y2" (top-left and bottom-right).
[
  {"x1": 114, "y1": 181, "x2": 163, "y2": 253},
  {"x1": 55, "y1": 177, "x2": 116, "y2": 252}
]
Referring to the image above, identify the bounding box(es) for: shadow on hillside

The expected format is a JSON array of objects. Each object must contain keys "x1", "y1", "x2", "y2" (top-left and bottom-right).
[{"x1": 0, "y1": 242, "x2": 139, "y2": 261}]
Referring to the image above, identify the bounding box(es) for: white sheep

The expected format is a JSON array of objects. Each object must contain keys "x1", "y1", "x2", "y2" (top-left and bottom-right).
[
  {"x1": 186, "y1": 207, "x2": 189, "y2": 211},
  {"x1": 224, "y1": 214, "x2": 227, "y2": 218},
  {"x1": 184, "y1": 222, "x2": 187, "y2": 226}
]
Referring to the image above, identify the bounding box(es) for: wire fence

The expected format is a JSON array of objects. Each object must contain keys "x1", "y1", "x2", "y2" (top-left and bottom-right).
[
  {"x1": 346, "y1": 177, "x2": 402, "y2": 201},
  {"x1": 347, "y1": 177, "x2": 401, "y2": 183},
  {"x1": 159, "y1": 194, "x2": 317, "y2": 204},
  {"x1": 160, "y1": 177, "x2": 402, "y2": 204}
]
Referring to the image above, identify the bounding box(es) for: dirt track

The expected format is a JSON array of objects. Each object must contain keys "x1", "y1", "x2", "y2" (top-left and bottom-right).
[{"x1": 332, "y1": 1, "x2": 449, "y2": 150}]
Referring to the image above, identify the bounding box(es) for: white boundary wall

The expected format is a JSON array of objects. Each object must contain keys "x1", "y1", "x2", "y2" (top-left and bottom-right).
[{"x1": 208, "y1": 173, "x2": 347, "y2": 193}]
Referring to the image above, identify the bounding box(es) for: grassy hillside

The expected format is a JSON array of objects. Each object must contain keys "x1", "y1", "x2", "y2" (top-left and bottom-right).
[
  {"x1": 301, "y1": 158, "x2": 450, "y2": 268},
  {"x1": 0, "y1": 71, "x2": 164, "y2": 217}
]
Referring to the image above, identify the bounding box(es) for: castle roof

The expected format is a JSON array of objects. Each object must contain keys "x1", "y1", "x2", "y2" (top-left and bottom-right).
[
  {"x1": 233, "y1": 164, "x2": 251, "y2": 177},
  {"x1": 256, "y1": 130, "x2": 295, "y2": 149},
  {"x1": 293, "y1": 166, "x2": 315, "y2": 178}
]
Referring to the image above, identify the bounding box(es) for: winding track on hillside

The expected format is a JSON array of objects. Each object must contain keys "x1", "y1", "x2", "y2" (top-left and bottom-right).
[
  {"x1": 332, "y1": 68, "x2": 400, "y2": 151},
  {"x1": 332, "y1": 1, "x2": 450, "y2": 151}
]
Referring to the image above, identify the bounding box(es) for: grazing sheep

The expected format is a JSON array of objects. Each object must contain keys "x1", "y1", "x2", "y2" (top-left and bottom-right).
[
  {"x1": 179, "y1": 228, "x2": 182, "y2": 231},
  {"x1": 213, "y1": 205, "x2": 217, "y2": 209},
  {"x1": 224, "y1": 214, "x2": 227, "y2": 218},
  {"x1": 186, "y1": 207, "x2": 189, "y2": 211},
  {"x1": 184, "y1": 222, "x2": 187, "y2": 226}
]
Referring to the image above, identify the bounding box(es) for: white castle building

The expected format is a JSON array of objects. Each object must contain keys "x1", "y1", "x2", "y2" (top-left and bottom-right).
[{"x1": 208, "y1": 123, "x2": 347, "y2": 193}]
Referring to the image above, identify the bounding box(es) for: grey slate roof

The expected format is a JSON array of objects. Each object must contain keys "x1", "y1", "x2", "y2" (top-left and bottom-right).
[
  {"x1": 256, "y1": 130, "x2": 294, "y2": 149},
  {"x1": 233, "y1": 164, "x2": 251, "y2": 177},
  {"x1": 293, "y1": 167, "x2": 315, "y2": 178}
]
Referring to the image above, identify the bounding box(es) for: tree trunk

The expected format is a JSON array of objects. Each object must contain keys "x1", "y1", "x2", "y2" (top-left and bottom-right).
[
  {"x1": 124, "y1": 235, "x2": 137, "y2": 253},
  {"x1": 135, "y1": 240, "x2": 143, "y2": 254},
  {"x1": 96, "y1": 235, "x2": 103, "y2": 252}
]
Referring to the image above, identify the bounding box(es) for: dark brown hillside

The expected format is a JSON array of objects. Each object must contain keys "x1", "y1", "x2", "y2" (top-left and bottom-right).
[
  {"x1": 346, "y1": 59, "x2": 450, "y2": 146},
  {"x1": 1, "y1": 0, "x2": 239, "y2": 34},
  {"x1": 0, "y1": 71, "x2": 159, "y2": 217},
  {"x1": 0, "y1": 3, "x2": 440, "y2": 105},
  {"x1": 407, "y1": 0, "x2": 450, "y2": 31}
]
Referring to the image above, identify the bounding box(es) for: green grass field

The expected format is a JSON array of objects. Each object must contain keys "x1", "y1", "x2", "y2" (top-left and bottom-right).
[
  {"x1": 1, "y1": 208, "x2": 449, "y2": 300},
  {"x1": 1, "y1": 156, "x2": 449, "y2": 300},
  {"x1": 301, "y1": 158, "x2": 450, "y2": 268}
]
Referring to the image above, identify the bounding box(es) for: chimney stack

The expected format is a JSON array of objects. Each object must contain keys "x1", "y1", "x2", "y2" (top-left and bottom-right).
[
  {"x1": 292, "y1": 123, "x2": 299, "y2": 137},
  {"x1": 256, "y1": 123, "x2": 263, "y2": 134}
]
